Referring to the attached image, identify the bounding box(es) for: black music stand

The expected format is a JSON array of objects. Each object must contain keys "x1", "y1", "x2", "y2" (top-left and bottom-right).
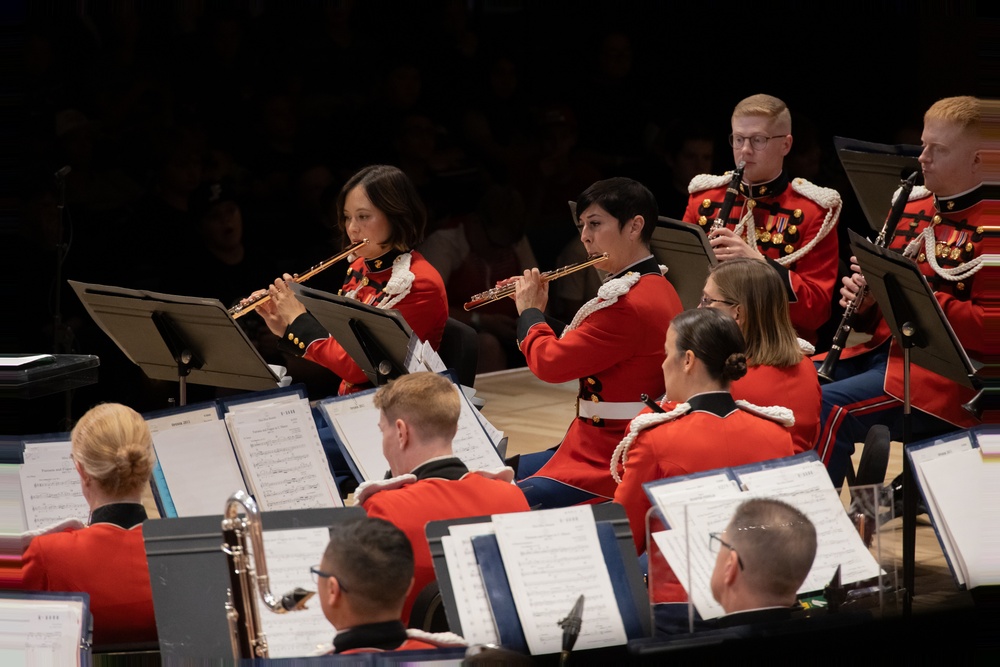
[
  {"x1": 651, "y1": 217, "x2": 716, "y2": 310},
  {"x1": 849, "y1": 231, "x2": 979, "y2": 614},
  {"x1": 290, "y1": 284, "x2": 416, "y2": 387},
  {"x1": 834, "y1": 136, "x2": 922, "y2": 234},
  {"x1": 70, "y1": 281, "x2": 279, "y2": 406},
  {"x1": 143, "y1": 506, "x2": 365, "y2": 660}
]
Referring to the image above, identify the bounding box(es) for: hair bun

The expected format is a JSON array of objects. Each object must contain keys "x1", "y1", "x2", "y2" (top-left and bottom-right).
[{"x1": 722, "y1": 352, "x2": 748, "y2": 382}]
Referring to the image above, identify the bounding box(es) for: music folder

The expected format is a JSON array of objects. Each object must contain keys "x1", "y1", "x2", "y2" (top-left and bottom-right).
[
  {"x1": 289, "y1": 283, "x2": 416, "y2": 386},
  {"x1": 834, "y1": 136, "x2": 922, "y2": 234},
  {"x1": 69, "y1": 281, "x2": 279, "y2": 398},
  {"x1": 650, "y1": 217, "x2": 716, "y2": 311}
]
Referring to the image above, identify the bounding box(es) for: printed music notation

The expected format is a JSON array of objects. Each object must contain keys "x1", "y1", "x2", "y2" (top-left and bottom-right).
[
  {"x1": 648, "y1": 456, "x2": 884, "y2": 621},
  {"x1": 0, "y1": 598, "x2": 87, "y2": 666},
  {"x1": 441, "y1": 522, "x2": 501, "y2": 646},
  {"x1": 251, "y1": 526, "x2": 333, "y2": 658},
  {"x1": 491, "y1": 506, "x2": 627, "y2": 655},
  {"x1": 225, "y1": 400, "x2": 342, "y2": 511},
  {"x1": 19, "y1": 441, "x2": 89, "y2": 531}
]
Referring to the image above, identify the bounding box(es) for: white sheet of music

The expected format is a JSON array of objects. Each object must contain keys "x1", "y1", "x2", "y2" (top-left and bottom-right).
[
  {"x1": 909, "y1": 433, "x2": 973, "y2": 560},
  {"x1": 0, "y1": 598, "x2": 86, "y2": 666},
  {"x1": 18, "y1": 443, "x2": 89, "y2": 531},
  {"x1": 252, "y1": 526, "x2": 332, "y2": 658},
  {"x1": 319, "y1": 392, "x2": 387, "y2": 482},
  {"x1": 145, "y1": 406, "x2": 219, "y2": 433},
  {"x1": 920, "y1": 448, "x2": 998, "y2": 588},
  {"x1": 225, "y1": 400, "x2": 343, "y2": 511},
  {"x1": 151, "y1": 420, "x2": 248, "y2": 517},
  {"x1": 491, "y1": 506, "x2": 627, "y2": 655},
  {"x1": 224, "y1": 393, "x2": 301, "y2": 413},
  {"x1": 737, "y1": 461, "x2": 883, "y2": 588},
  {"x1": 451, "y1": 388, "x2": 503, "y2": 471},
  {"x1": 442, "y1": 522, "x2": 500, "y2": 646},
  {"x1": 646, "y1": 472, "x2": 742, "y2": 529}
]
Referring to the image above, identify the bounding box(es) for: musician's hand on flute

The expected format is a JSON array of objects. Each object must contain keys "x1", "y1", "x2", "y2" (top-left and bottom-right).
[
  {"x1": 514, "y1": 269, "x2": 548, "y2": 315},
  {"x1": 709, "y1": 228, "x2": 764, "y2": 262},
  {"x1": 269, "y1": 274, "x2": 308, "y2": 319}
]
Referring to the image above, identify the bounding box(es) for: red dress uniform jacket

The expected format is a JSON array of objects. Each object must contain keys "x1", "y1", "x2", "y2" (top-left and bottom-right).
[
  {"x1": 612, "y1": 392, "x2": 795, "y2": 604},
  {"x1": 518, "y1": 258, "x2": 683, "y2": 500},
  {"x1": 281, "y1": 249, "x2": 448, "y2": 394},
  {"x1": 731, "y1": 356, "x2": 821, "y2": 454},
  {"x1": 820, "y1": 185, "x2": 997, "y2": 428},
  {"x1": 684, "y1": 172, "x2": 841, "y2": 344},
  {"x1": 21, "y1": 504, "x2": 157, "y2": 646},
  {"x1": 357, "y1": 458, "x2": 529, "y2": 624}
]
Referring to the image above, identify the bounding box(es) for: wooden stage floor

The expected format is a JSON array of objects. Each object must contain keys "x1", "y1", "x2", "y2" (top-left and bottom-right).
[{"x1": 474, "y1": 367, "x2": 974, "y2": 617}]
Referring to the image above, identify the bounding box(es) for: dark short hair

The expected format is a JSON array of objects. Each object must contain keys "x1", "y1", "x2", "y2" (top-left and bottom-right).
[
  {"x1": 575, "y1": 177, "x2": 658, "y2": 244},
  {"x1": 323, "y1": 518, "x2": 414, "y2": 616},
  {"x1": 727, "y1": 498, "x2": 817, "y2": 599},
  {"x1": 670, "y1": 308, "x2": 748, "y2": 383},
  {"x1": 336, "y1": 165, "x2": 427, "y2": 250}
]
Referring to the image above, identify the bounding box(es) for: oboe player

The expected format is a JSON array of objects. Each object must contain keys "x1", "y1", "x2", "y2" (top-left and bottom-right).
[
  {"x1": 815, "y1": 96, "x2": 996, "y2": 489},
  {"x1": 513, "y1": 177, "x2": 683, "y2": 508}
]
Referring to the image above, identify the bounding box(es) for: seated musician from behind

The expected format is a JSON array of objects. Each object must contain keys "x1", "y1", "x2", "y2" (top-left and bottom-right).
[
  {"x1": 514, "y1": 177, "x2": 684, "y2": 509},
  {"x1": 611, "y1": 307, "x2": 795, "y2": 563},
  {"x1": 700, "y1": 258, "x2": 822, "y2": 453},
  {"x1": 22, "y1": 403, "x2": 158, "y2": 647},
  {"x1": 255, "y1": 164, "x2": 448, "y2": 395},
  {"x1": 355, "y1": 372, "x2": 529, "y2": 625},
  {"x1": 314, "y1": 517, "x2": 466, "y2": 654},
  {"x1": 709, "y1": 498, "x2": 817, "y2": 628}
]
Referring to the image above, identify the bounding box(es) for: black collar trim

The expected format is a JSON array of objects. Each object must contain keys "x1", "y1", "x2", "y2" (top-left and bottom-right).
[
  {"x1": 333, "y1": 621, "x2": 408, "y2": 653},
  {"x1": 611, "y1": 255, "x2": 662, "y2": 281},
  {"x1": 738, "y1": 172, "x2": 789, "y2": 199},
  {"x1": 934, "y1": 184, "x2": 1000, "y2": 214},
  {"x1": 686, "y1": 392, "x2": 738, "y2": 418},
  {"x1": 89, "y1": 503, "x2": 147, "y2": 529},
  {"x1": 363, "y1": 249, "x2": 404, "y2": 273},
  {"x1": 411, "y1": 457, "x2": 469, "y2": 481}
]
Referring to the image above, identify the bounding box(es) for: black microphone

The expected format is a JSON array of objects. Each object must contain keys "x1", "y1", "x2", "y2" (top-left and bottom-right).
[{"x1": 558, "y1": 594, "x2": 584, "y2": 665}]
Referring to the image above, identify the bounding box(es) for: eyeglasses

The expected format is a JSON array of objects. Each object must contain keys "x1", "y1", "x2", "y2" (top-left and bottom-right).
[
  {"x1": 310, "y1": 565, "x2": 348, "y2": 592},
  {"x1": 699, "y1": 295, "x2": 738, "y2": 308},
  {"x1": 728, "y1": 134, "x2": 788, "y2": 150},
  {"x1": 709, "y1": 532, "x2": 744, "y2": 570}
]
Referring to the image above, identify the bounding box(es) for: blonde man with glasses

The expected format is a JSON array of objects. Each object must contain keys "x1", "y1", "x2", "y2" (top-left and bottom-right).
[{"x1": 683, "y1": 94, "x2": 841, "y2": 346}]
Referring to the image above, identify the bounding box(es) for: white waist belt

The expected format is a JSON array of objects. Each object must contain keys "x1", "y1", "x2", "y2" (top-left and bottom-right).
[{"x1": 577, "y1": 399, "x2": 646, "y2": 421}]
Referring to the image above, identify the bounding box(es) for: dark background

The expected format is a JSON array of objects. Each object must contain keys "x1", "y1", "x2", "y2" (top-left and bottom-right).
[{"x1": 3, "y1": 0, "x2": 999, "y2": 434}]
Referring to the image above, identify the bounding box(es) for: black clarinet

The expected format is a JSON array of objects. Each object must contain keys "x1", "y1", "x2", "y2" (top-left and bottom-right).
[
  {"x1": 817, "y1": 171, "x2": 919, "y2": 383},
  {"x1": 711, "y1": 161, "x2": 746, "y2": 231}
]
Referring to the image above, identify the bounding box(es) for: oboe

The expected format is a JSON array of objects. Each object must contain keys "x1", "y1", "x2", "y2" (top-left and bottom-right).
[
  {"x1": 711, "y1": 161, "x2": 746, "y2": 231},
  {"x1": 817, "y1": 171, "x2": 918, "y2": 383},
  {"x1": 228, "y1": 239, "x2": 368, "y2": 319}
]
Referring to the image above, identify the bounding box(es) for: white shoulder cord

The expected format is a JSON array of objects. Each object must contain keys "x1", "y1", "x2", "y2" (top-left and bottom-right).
[
  {"x1": 561, "y1": 271, "x2": 642, "y2": 338},
  {"x1": 610, "y1": 403, "x2": 690, "y2": 483},
  {"x1": 903, "y1": 226, "x2": 984, "y2": 281}
]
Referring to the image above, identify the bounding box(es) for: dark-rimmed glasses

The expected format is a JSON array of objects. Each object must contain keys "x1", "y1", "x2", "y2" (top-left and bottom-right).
[
  {"x1": 310, "y1": 565, "x2": 348, "y2": 592},
  {"x1": 708, "y1": 532, "x2": 745, "y2": 570},
  {"x1": 728, "y1": 134, "x2": 787, "y2": 150},
  {"x1": 698, "y1": 295, "x2": 738, "y2": 309}
]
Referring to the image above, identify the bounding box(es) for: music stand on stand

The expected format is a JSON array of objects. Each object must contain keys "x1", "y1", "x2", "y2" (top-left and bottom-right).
[
  {"x1": 834, "y1": 136, "x2": 922, "y2": 236},
  {"x1": 650, "y1": 217, "x2": 716, "y2": 311},
  {"x1": 849, "y1": 231, "x2": 980, "y2": 614},
  {"x1": 289, "y1": 284, "x2": 417, "y2": 387},
  {"x1": 70, "y1": 281, "x2": 280, "y2": 406}
]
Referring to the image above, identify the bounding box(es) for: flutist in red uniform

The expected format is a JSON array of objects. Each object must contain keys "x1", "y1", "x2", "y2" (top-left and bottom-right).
[
  {"x1": 513, "y1": 177, "x2": 683, "y2": 508},
  {"x1": 815, "y1": 96, "x2": 999, "y2": 488}
]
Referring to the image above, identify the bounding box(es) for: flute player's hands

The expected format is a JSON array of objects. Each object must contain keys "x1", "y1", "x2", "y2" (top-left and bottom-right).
[{"x1": 514, "y1": 268, "x2": 548, "y2": 315}]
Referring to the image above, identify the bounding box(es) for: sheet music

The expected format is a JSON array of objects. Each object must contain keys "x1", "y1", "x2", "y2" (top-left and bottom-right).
[
  {"x1": 909, "y1": 434, "x2": 974, "y2": 540},
  {"x1": 21, "y1": 440, "x2": 73, "y2": 463},
  {"x1": 646, "y1": 473, "x2": 742, "y2": 529},
  {"x1": 648, "y1": 458, "x2": 882, "y2": 620},
  {"x1": 329, "y1": 409, "x2": 388, "y2": 482},
  {"x1": 252, "y1": 526, "x2": 333, "y2": 658},
  {"x1": 491, "y1": 507, "x2": 627, "y2": 655},
  {"x1": 151, "y1": 420, "x2": 248, "y2": 517},
  {"x1": 451, "y1": 388, "x2": 503, "y2": 471},
  {"x1": 18, "y1": 446, "x2": 89, "y2": 531},
  {"x1": 226, "y1": 400, "x2": 343, "y2": 511},
  {"x1": 145, "y1": 406, "x2": 219, "y2": 433},
  {"x1": 224, "y1": 392, "x2": 301, "y2": 413},
  {"x1": 0, "y1": 597, "x2": 86, "y2": 666},
  {"x1": 442, "y1": 522, "x2": 500, "y2": 645},
  {"x1": 920, "y1": 448, "x2": 999, "y2": 588}
]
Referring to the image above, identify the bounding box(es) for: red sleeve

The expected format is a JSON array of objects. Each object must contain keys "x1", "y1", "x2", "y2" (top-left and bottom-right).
[
  {"x1": 781, "y1": 218, "x2": 839, "y2": 338},
  {"x1": 520, "y1": 296, "x2": 645, "y2": 384},
  {"x1": 937, "y1": 290, "x2": 987, "y2": 356},
  {"x1": 21, "y1": 539, "x2": 48, "y2": 590}
]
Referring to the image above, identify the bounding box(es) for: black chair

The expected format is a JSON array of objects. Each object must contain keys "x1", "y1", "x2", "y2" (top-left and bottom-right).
[
  {"x1": 438, "y1": 317, "x2": 479, "y2": 388},
  {"x1": 845, "y1": 424, "x2": 891, "y2": 488},
  {"x1": 407, "y1": 580, "x2": 450, "y2": 633}
]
